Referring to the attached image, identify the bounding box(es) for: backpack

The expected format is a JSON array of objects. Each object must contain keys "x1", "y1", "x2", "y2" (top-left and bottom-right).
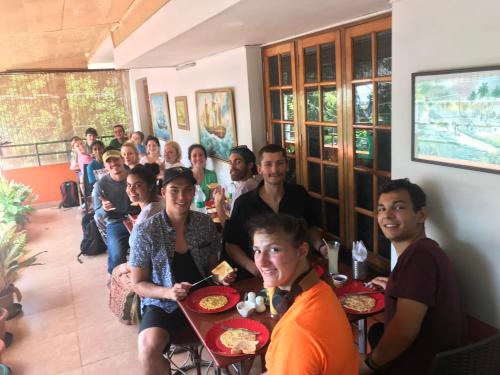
[
  {"x1": 78, "y1": 212, "x2": 107, "y2": 262},
  {"x1": 59, "y1": 180, "x2": 79, "y2": 208},
  {"x1": 109, "y1": 263, "x2": 140, "y2": 325}
]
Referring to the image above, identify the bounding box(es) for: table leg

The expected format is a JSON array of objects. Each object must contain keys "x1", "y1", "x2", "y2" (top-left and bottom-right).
[{"x1": 358, "y1": 318, "x2": 367, "y2": 354}]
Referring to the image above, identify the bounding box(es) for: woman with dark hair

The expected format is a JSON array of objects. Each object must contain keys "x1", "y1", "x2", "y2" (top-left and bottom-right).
[
  {"x1": 188, "y1": 143, "x2": 218, "y2": 200},
  {"x1": 126, "y1": 163, "x2": 164, "y2": 228},
  {"x1": 140, "y1": 136, "x2": 163, "y2": 166}
]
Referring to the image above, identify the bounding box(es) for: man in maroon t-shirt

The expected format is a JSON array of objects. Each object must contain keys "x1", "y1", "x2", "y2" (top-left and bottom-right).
[{"x1": 359, "y1": 178, "x2": 467, "y2": 375}]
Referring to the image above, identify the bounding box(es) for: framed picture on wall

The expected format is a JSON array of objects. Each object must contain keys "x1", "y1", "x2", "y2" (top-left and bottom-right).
[
  {"x1": 149, "y1": 92, "x2": 172, "y2": 141},
  {"x1": 412, "y1": 66, "x2": 500, "y2": 174},
  {"x1": 174, "y1": 96, "x2": 190, "y2": 130},
  {"x1": 195, "y1": 88, "x2": 237, "y2": 160}
]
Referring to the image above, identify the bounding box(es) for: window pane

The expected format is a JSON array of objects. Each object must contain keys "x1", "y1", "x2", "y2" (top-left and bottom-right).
[
  {"x1": 287, "y1": 158, "x2": 296, "y2": 184},
  {"x1": 357, "y1": 213, "x2": 374, "y2": 253},
  {"x1": 306, "y1": 88, "x2": 319, "y2": 122},
  {"x1": 322, "y1": 86, "x2": 337, "y2": 122},
  {"x1": 377, "y1": 82, "x2": 391, "y2": 125},
  {"x1": 307, "y1": 126, "x2": 321, "y2": 158},
  {"x1": 311, "y1": 197, "x2": 323, "y2": 227},
  {"x1": 270, "y1": 90, "x2": 281, "y2": 120},
  {"x1": 323, "y1": 127, "x2": 338, "y2": 162},
  {"x1": 355, "y1": 129, "x2": 374, "y2": 168},
  {"x1": 320, "y1": 43, "x2": 336, "y2": 81},
  {"x1": 308, "y1": 162, "x2": 321, "y2": 194},
  {"x1": 272, "y1": 123, "x2": 282, "y2": 146},
  {"x1": 269, "y1": 55, "x2": 279, "y2": 86},
  {"x1": 378, "y1": 227, "x2": 391, "y2": 259},
  {"x1": 376, "y1": 31, "x2": 391, "y2": 77},
  {"x1": 376, "y1": 130, "x2": 391, "y2": 172},
  {"x1": 282, "y1": 90, "x2": 294, "y2": 121},
  {"x1": 355, "y1": 171, "x2": 373, "y2": 210},
  {"x1": 284, "y1": 123, "x2": 295, "y2": 142},
  {"x1": 281, "y1": 53, "x2": 292, "y2": 85},
  {"x1": 324, "y1": 165, "x2": 339, "y2": 199},
  {"x1": 304, "y1": 47, "x2": 318, "y2": 83},
  {"x1": 354, "y1": 84, "x2": 373, "y2": 124},
  {"x1": 353, "y1": 35, "x2": 372, "y2": 79},
  {"x1": 325, "y1": 201, "x2": 340, "y2": 236}
]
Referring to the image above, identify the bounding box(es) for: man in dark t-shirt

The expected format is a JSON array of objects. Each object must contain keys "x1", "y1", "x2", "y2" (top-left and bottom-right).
[
  {"x1": 360, "y1": 179, "x2": 466, "y2": 375},
  {"x1": 223, "y1": 144, "x2": 326, "y2": 280}
]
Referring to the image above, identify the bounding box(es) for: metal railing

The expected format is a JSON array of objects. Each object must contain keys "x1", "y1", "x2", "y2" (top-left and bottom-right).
[{"x1": 0, "y1": 136, "x2": 113, "y2": 170}]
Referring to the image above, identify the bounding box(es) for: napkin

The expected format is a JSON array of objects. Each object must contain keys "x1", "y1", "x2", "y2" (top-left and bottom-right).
[{"x1": 352, "y1": 240, "x2": 368, "y2": 261}]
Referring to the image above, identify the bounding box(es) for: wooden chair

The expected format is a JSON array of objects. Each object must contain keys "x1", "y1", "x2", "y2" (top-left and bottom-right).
[{"x1": 428, "y1": 332, "x2": 500, "y2": 375}]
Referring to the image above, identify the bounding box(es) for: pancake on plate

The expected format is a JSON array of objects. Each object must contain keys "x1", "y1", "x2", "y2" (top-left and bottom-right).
[
  {"x1": 220, "y1": 328, "x2": 259, "y2": 354},
  {"x1": 199, "y1": 295, "x2": 228, "y2": 310},
  {"x1": 341, "y1": 295, "x2": 376, "y2": 313}
]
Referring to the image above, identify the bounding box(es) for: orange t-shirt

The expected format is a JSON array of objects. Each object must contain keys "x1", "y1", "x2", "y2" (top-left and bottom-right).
[{"x1": 265, "y1": 281, "x2": 358, "y2": 375}]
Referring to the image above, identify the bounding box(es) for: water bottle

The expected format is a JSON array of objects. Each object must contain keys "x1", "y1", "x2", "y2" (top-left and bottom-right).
[{"x1": 192, "y1": 184, "x2": 207, "y2": 214}]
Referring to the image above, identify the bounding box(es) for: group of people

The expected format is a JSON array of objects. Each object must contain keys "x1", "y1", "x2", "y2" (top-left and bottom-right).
[{"x1": 71, "y1": 125, "x2": 467, "y2": 375}]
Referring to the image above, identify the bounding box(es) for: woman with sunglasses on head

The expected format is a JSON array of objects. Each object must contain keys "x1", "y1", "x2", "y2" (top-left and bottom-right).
[
  {"x1": 163, "y1": 140, "x2": 184, "y2": 169},
  {"x1": 188, "y1": 143, "x2": 218, "y2": 201}
]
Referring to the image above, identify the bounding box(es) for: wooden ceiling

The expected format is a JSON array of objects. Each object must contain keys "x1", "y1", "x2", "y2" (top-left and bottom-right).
[{"x1": 0, "y1": 0, "x2": 168, "y2": 72}]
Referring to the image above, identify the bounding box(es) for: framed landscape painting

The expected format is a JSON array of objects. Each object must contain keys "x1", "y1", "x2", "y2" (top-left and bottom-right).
[
  {"x1": 412, "y1": 66, "x2": 500, "y2": 174},
  {"x1": 195, "y1": 88, "x2": 237, "y2": 160},
  {"x1": 149, "y1": 92, "x2": 172, "y2": 141},
  {"x1": 175, "y1": 96, "x2": 190, "y2": 130}
]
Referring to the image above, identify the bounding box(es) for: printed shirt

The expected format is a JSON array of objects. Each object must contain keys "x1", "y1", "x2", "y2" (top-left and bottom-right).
[{"x1": 129, "y1": 210, "x2": 221, "y2": 313}]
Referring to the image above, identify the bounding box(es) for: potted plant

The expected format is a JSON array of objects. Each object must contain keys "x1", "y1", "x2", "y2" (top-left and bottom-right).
[
  {"x1": 0, "y1": 222, "x2": 45, "y2": 316},
  {"x1": 0, "y1": 177, "x2": 38, "y2": 227}
]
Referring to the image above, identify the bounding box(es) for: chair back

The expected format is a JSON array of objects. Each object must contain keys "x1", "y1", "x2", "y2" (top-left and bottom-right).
[{"x1": 428, "y1": 332, "x2": 500, "y2": 375}]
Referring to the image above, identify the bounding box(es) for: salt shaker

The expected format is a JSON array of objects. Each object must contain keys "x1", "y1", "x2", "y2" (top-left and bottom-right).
[
  {"x1": 255, "y1": 296, "x2": 266, "y2": 313},
  {"x1": 247, "y1": 292, "x2": 256, "y2": 304}
]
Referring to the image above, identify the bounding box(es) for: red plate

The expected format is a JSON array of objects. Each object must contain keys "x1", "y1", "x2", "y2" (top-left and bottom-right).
[
  {"x1": 334, "y1": 280, "x2": 384, "y2": 315},
  {"x1": 205, "y1": 318, "x2": 270, "y2": 357},
  {"x1": 185, "y1": 286, "x2": 240, "y2": 314}
]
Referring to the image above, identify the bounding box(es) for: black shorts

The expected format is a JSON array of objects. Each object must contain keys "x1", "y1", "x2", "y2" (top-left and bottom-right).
[{"x1": 139, "y1": 305, "x2": 187, "y2": 335}]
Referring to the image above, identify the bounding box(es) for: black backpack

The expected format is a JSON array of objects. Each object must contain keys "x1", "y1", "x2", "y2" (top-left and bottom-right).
[
  {"x1": 59, "y1": 180, "x2": 79, "y2": 208},
  {"x1": 78, "y1": 212, "x2": 107, "y2": 263}
]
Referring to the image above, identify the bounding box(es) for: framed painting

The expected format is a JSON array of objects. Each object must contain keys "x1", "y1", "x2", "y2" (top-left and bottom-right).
[
  {"x1": 149, "y1": 92, "x2": 172, "y2": 141},
  {"x1": 412, "y1": 66, "x2": 500, "y2": 174},
  {"x1": 175, "y1": 96, "x2": 190, "y2": 130},
  {"x1": 195, "y1": 88, "x2": 237, "y2": 160}
]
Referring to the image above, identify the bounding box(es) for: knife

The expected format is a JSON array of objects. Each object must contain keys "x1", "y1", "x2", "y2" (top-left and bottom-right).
[
  {"x1": 191, "y1": 274, "x2": 214, "y2": 287},
  {"x1": 344, "y1": 290, "x2": 383, "y2": 297},
  {"x1": 222, "y1": 326, "x2": 261, "y2": 335}
]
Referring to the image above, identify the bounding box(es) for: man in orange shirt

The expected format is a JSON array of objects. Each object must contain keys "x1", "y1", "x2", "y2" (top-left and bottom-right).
[{"x1": 249, "y1": 214, "x2": 357, "y2": 375}]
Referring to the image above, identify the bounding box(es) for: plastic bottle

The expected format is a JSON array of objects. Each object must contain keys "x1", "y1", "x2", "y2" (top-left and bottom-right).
[{"x1": 192, "y1": 184, "x2": 207, "y2": 214}]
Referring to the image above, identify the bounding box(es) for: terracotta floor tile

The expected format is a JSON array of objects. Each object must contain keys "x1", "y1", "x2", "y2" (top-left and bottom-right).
[
  {"x1": 78, "y1": 319, "x2": 137, "y2": 365},
  {"x1": 20, "y1": 281, "x2": 74, "y2": 316},
  {"x1": 73, "y1": 294, "x2": 115, "y2": 330},
  {"x1": 3, "y1": 331, "x2": 81, "y2": 374},
  {"x1": 81, "y1": 349, "x2": 140, "y2": 374}
]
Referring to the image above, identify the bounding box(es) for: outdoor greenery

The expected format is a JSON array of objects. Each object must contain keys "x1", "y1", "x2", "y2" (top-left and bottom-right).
[
  {"x1": 0, "y1": 177, "x2": 37, "y2": 226},
  {"x1": 0, "y1": 222, "x2": 45, "y2": 294},
  {"x1": 0, "y1": 71, "x2": 131, "y2": 169}
]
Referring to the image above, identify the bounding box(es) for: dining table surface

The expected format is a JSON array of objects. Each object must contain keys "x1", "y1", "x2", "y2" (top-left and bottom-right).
[{"x1": 177, "y1": 261, "x2": 384, "y2": 373}]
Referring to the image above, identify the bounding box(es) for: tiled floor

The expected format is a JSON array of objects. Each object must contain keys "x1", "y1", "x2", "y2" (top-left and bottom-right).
[{"x1": 2, "y1": 207, "x2": 262, "y2": 374}]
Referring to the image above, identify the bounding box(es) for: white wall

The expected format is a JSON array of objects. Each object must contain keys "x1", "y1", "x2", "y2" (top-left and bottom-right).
[
  {"x1": 128, "y1": 46, "x2": 265, "y2": 188},
  {"x1": 393, "y1": 0, "x2": 500, "y2": 327}
]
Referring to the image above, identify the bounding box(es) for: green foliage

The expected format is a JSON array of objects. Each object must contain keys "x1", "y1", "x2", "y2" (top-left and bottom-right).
[
  {"x1": 0, "y1": 177, "x2": 38, "y2": 226},
  {"x1": 0, "y1": 222, "x2": 45, "y2": 293}
]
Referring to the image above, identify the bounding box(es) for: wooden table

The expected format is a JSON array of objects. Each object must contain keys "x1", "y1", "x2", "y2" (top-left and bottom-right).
[{"x1": 178, "y1": 278, "x2": 277, "y2": 374}]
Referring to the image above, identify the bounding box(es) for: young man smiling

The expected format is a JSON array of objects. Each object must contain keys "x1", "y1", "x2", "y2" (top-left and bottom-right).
[
  {"x1": 92, "y1": 147, "x2": 134, "y2": 281},
  {"x1": 223, "y1": 144, "x2": 325, "y2": 280},
  {"x1": 213, "y1": 145, "x2": 260, "y2": 225},
  {"x1": 360, "y1": 179, "x2": 466, "y2": 375}
]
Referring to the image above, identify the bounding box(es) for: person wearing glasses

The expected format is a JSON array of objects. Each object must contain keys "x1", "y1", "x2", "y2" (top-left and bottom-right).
[
  {"x1": 223, "y1": 144, "x2": 326, "y2": 280},
  {"x1": 212, "y1": 145, "x2": 260, "y2": 226}
]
